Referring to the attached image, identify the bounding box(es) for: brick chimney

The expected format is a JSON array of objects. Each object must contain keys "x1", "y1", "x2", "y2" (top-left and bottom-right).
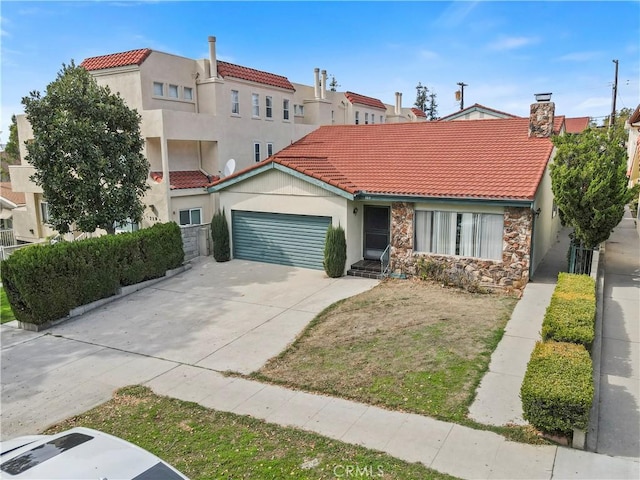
[{"x1": 529, "y1": 93, "x2": 555, "y2": 138}]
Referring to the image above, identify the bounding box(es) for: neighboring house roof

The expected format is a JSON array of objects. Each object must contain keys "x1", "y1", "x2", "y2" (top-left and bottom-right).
[
  {"x1": 150, "y1": 170, "x2": 213, "y2": 190},
  {"x1": 0, "y1": 182, "x2": 26, "y2": 206},
  {"x1": 216, "y1": 61, "x2": 295, "y2": 91},
  {"x1": 439, "y1": 103, "x2": 519, "y2": 121},
  {"x1": 411, "y1": 108, "x2": 427, "y2": 118},
  {"x1": 212, "y1": 118, "x2": 556, "y2": 201},
  {"x1": 564, "y1": 117, "x2": 590, "y2": 134},
  {"x1": 344, "y1": 91, "x2": 387, "y2": 110},
  {"x1": 81, "y1": 49, "x2": 152, "y2": 71},
  {"x1": 628, "y1": 104, "x2": 640, "y2": 125}
]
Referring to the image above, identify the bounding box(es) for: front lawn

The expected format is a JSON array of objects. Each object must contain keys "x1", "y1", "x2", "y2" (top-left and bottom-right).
[
  {"x1": 256, "y1": 279, "x2": 518, "y2": 424},
  {"x1": 47, "y1": 386, "x2": 455, "y2": 480},
  {"x1": 1, "y1": 286, "x2": 16, "y2": 323}
]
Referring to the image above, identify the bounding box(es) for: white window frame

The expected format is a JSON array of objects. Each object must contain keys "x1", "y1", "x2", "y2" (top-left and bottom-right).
[
  {"x1": 355, "y1": 111, "x2": 360, "y2": 125},
  {"x1": 283, "y1": 99, "x2": 290, "y2": 120},
  {"x1": 380, "y1": 115, "x2": 384, "y2": 123},
  {"x1": 168, "y1": 84, "x2": 179, "y2": 99},
  {"x1": 252, "y1": 93, "x2": 260, "y2": 117},
  {"x1": 294, "y1": 104, "x2": 304, "y2": 117},
  {"x1": 178, "y1": 208, "x2": 203, "y2": 226},
  {"x1": 254, "y1": 142, "x2": 261, "y2": 162},
  {"x1": 40, "y1": 201, "x2": 50, "y2": 224},
  {"x1": 265, "y1": 96, "x2": 273, "y2": 119},
  {"x1": 365, "y1": 112, "x2": 369, "y2": 124},
  {"x1": 267, "y1": 142, "x2": 274, "y2": 157},
  {"x1": 414, "y1": 210, "x2": 504, "y2": 261},
  {"x1": 231, "y1": 90, "x2": 239, "y2": 115},
  {"x1": 183, "y1": 87, "x2": 193, "y2": 101},
  {"x1": 153, "y1": 82, "x2": 164, "y2": 97}
]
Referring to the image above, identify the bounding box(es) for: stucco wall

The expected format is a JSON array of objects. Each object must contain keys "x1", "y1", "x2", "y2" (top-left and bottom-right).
[{"x1": 531, "y1": 158, "x2": 562, "y2": 273}]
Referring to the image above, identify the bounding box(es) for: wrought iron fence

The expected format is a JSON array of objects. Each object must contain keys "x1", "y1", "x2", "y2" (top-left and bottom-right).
[
  {"x1": 380, "y1": 244, "x2": 391, "y2": 277},
  {"x1": 568, "y1": 239, "x2": 594, "y2": 275}
]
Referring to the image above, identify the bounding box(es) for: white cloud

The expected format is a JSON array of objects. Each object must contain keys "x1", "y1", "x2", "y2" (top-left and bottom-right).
[
  {"x1": 418, "y1": 49, "x2": 439, "y2": 60},
  {"x1": 487, "y1": 36, "x2": 539, "y2": 51},
  {"x1": 435, "y1": 1, "x2": 480, "y2": 28},
  {"x1": 556, "y1": 51, "x2": 600, "y2": 62}
]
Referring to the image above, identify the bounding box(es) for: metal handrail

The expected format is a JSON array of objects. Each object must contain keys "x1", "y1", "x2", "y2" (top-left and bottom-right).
[{"x1": 380, "y1": 244, "x2": 391, "y2": 277}]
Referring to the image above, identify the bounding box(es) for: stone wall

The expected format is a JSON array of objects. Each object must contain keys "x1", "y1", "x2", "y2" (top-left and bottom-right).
[
  {"x1": 389, "y1": 202, "x2": 532, "y2": 290},
  {"x1": 180, "y1": 224, "x2": 211, "y2": 261}
]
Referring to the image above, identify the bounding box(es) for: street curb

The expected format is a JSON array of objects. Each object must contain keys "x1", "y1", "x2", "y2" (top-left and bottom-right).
[{"x1": 586, "y1": 242, "x2": 605, "y2": 452}]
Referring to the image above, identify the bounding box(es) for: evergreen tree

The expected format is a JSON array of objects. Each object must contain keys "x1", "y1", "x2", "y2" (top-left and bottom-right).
[
  {"x1": 323, "y1": 224, "x2": 347, "y2": 278},
  {"x1": 211, "y1": 209, "x2": 230, "y2": 262},
  {"x1": 22, "y1": 61, "x2": 149, "y2": 234}
]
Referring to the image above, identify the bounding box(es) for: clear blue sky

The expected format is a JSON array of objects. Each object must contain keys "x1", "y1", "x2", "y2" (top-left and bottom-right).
[{"x1": 1, "y1": 0, "x2": 639, "y2": 142}]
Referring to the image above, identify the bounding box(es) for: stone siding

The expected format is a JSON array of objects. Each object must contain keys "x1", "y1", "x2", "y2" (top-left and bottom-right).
[{"x1": 389, "y1": 203, "x2": 532, "y2": 290}]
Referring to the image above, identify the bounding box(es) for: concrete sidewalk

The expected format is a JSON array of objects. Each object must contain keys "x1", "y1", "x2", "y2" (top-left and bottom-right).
[
  {"x1": 596, "y1": 209, "x2": 640, "y2": 460},
  {"x1": 145, "y1": 364, "x2": 639, "y2": 479},
  {"x1": 469, "y1": 228, "x2": 570, "y2": 426}
]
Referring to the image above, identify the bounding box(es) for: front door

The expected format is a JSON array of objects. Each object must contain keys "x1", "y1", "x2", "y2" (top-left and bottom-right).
[{"x1": 363, "y1": 206, "x2": 390, "y2": 260}]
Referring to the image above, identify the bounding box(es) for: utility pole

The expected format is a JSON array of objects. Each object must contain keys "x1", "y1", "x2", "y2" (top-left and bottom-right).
[
  {"x1": 456, "y1": 82, "x2": 468, "y2": 110},
  {"x1": 610, "y1": 59, "x2": 619, "y2": 128}
]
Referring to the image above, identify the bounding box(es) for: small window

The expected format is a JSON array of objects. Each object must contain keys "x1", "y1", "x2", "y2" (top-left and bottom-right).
[
  {"x1": 183, "y1": 87, "x2": 193, "y2": 100},
  {"x1": 231, "y1": 90, "x2": 239, "y2": 114},
  {"x1": 371, "y1": 114, "x2": 375, "y2": 124},
  {"x1": 267, "y1": 142, "x2": 274, "y2": 157},
  {"x1": 178, "y1": 208, "x2": 202, "y2": 226},
  {"x1": 365, "y1": 113, "x2": 369, "y2": 124},
  {"x1": 153, "y1": 82, "x2": 164, "y2": 96},
  {"x1": 252, "y1": 93, "x2": 260, "y2": 117},
  {"x1": 283, "y1": 99, "x2": 290, "y2": 120},
  {"x1": 355, "y1": 111, "x2": 360, "y2": 125},
  {"x1": 168, "y1": 84, "x2": 179, "y2": 98},
  {"x1": 40, "y1": 201, "x2": 50, "y2": 224},
  {"x1": 331, "y1": 110, "x2": 335, "y2": 123},
  {"x1": 380, "y1": 115, "x2": 384, "y2": 123},
  {"x1": 266, "y1": 96, "x2": 273, "y2": 118},
  {"x1": 254, "y1": 142, "x2": 261, "y2": 162},
  {"x1": 294, "y1": 104, "x2": 304, "y2": 116}
]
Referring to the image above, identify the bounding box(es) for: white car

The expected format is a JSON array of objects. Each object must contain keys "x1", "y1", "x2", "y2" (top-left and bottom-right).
[{"x1": 0, "y1": 427, "x2": 189, "y2": 479}]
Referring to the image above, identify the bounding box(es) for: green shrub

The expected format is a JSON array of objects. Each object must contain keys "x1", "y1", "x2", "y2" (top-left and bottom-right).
[
  {"x1": 323, "y1": 224, "x2": 346, "y2": 278},
  {"x1": 0, "y1": 222, "x2": 184, "y2": 325},
  {"x1": 521, "y1": 341, "x2": 593, "y2": 435},
  {"x1": 211, "y1": 209, "x2": 230, "y2": 262},
  {"x1": 541, "y1": 273, "x2": 595, "y2": 350}
]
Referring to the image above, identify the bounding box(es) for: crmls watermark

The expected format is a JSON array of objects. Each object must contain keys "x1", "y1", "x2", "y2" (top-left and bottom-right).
[{"x1": 333, "y1": 464, "x2": 384, "y2": 478}]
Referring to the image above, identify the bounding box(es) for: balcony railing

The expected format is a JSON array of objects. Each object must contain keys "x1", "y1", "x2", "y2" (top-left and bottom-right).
[{"x1": 0, "y1": 229, "x2": 16, "y2": 247}]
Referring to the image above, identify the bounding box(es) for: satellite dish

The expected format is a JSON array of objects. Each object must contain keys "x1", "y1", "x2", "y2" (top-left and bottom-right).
[{"x1": 223, "y1": 159, "x2": 236, "y2": 177}]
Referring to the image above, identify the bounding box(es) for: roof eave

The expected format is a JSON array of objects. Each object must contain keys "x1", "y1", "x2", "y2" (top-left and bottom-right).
[{"x1": 355, "y1": 192, "x2": 534, "y2": 207}]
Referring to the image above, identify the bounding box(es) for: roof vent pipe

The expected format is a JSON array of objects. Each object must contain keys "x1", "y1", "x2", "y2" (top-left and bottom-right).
[{"x1": 395, "y1": 92, "x2": 402, "y2": 115}]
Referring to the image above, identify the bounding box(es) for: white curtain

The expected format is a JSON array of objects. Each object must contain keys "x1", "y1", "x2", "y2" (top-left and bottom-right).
[
  {"x1": 459, "y1": 213, "x2": 477, "y2": 257},
  {"x1": 432, "y1": 211, "x2": 456, "y2": 255},
  {"x1": 480, "y1": 214, "x2": 504, "y2": 260},
  {"x1": 414, "y1": 211, "x2": 432, "y2": 252}
]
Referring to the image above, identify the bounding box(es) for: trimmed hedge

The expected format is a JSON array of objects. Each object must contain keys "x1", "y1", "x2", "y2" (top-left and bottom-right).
[
  {"x1": 1, "y1": 222, "x2": 184, "y2": 325},
  {"x1": 521, "y1": 341, "x2": 594, "y2": 435},
  {"x1": 541, "y1": 273, "x2": 595, "y2": 350}
]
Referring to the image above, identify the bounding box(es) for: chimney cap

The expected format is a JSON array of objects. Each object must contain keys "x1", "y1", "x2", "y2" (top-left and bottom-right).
[
  {"x1": 534, "y1": 92, "x2": 552, "y2": 102},
  {"x1": 208, "y1": 36, "x2": 216, "y2": 42}
]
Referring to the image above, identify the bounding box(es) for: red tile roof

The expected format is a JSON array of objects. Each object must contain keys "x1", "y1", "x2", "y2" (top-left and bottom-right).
[
  {"x1": 215, "y1": 118, "x2": 556, "y2": 201},
  {"x1": 629, "y1": 105, "x2": 640, "y2": 125},
  {"x1": 411, "y1": 108, "x2": 427, "y2": 118},
  {"x1": 439, "y1": 103, "x2": 519, "y2": 121},
  {"x1": 150, "y1": 170, "x2": 212, "y2": 190},
  {"x1": 344, "y1": 91, "x2": 386, "y2": 110},
  {"x1": 0, "y1": 182, "x2": 25, "y2": 206},
  {"x1": 564, "y1": 117, "x2": 590, "y2": 134},
  {"x1": 216, "y1": 61, "x2": 295, "y2": 91},
  {"x1": 81, "y1": 49, "x2": 152, "y2": 71}
]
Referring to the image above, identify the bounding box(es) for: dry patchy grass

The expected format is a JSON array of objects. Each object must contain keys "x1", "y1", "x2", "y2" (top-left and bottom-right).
[{"x1": 257, "y1": 278, "x2": 518, "y2": 422}]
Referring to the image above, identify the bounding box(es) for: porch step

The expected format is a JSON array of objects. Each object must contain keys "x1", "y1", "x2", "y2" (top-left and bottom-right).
[{"x1": 347, "y1": 259, "x2": 385, "y2": 279}]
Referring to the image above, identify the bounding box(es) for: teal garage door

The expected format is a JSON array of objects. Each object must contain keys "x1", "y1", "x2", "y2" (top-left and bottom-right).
[{"x1": 232, "y1": 211, "x2": 331, "y2": 270}]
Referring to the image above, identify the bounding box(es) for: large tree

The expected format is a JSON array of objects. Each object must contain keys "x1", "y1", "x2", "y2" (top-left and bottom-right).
[
  {"x1": 550, "y1": 123, "x2": 638, "y2": 248},
  {"x1": 22, "y1": 62, "x2": 149, "y2": 235}
]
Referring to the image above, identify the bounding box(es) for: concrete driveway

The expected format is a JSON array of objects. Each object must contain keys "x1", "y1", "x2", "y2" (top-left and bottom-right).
[{"x1": 1, "y1": 258, "x2": 378, "y2": 440}]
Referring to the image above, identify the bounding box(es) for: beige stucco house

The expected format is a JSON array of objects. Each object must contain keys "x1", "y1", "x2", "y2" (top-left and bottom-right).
[
  {"x1": 209, "y1": 97, "x2": 565, "y2": 288},
  {"x1": 11, "y1": 36, "x2": 425, "y2": 244}
]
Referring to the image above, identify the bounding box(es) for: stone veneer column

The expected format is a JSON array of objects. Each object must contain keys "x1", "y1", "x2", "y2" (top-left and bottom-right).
[
  {"x1": 390, "y1": 202, "x2": 415, "y2": 274},
  {"x1": 501, "y1": 206, "x2": 533, "y2": 287}
]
